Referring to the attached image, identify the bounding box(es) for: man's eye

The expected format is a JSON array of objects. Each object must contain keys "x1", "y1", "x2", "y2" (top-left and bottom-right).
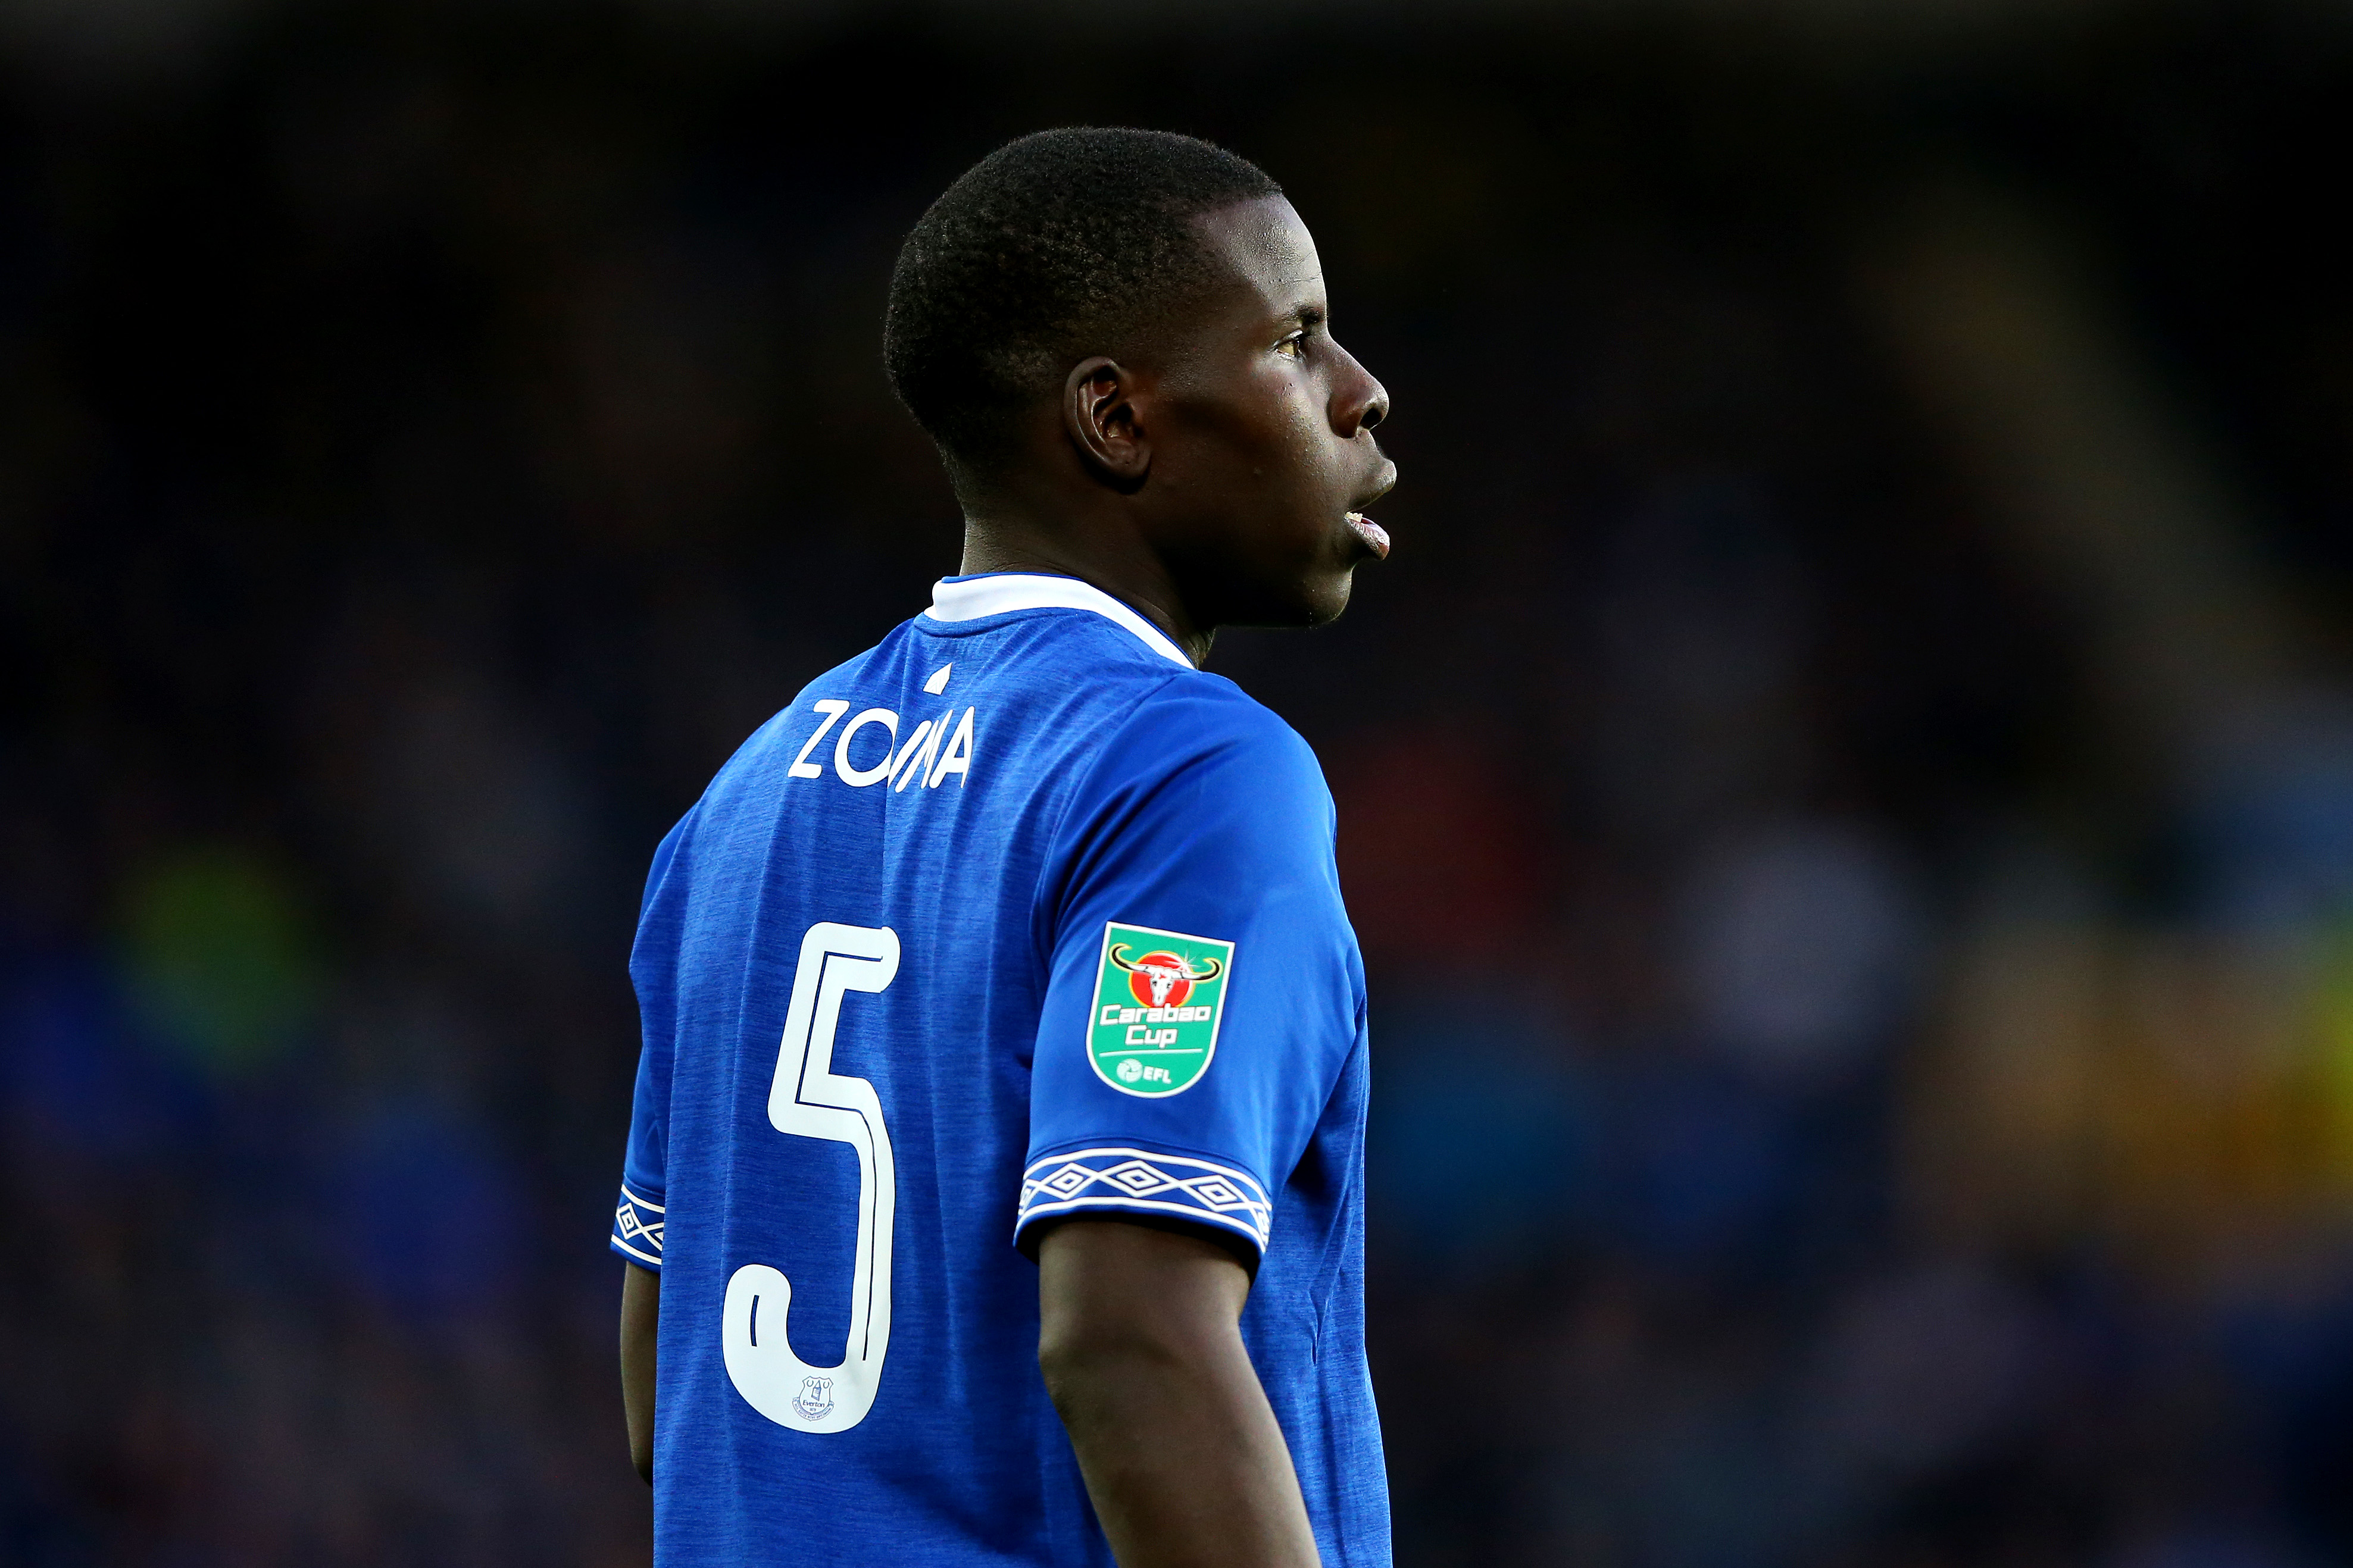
[{"x1": 1276, "y1": 333, "x2": 1307, "y2": 359}]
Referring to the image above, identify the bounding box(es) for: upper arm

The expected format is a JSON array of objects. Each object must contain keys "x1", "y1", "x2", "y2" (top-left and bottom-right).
[
  {"x1": 1036, "y1": 1218, "x2": 1252, "y2": 1367},
  {"x1": 620, "y1": 1261, "x2": 660, "y2": 1484},
  {"x1": 621, "y1": 1258, "x2": 661, "y2": 1348}
]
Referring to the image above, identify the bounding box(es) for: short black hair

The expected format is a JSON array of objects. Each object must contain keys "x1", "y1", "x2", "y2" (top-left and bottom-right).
[{"x1": 883, "y1": 127, "x2": 1282, "y2": 469}]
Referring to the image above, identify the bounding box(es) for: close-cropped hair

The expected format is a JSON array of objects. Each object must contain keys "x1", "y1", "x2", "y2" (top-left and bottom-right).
[{"x1": 883, "y1": 127, "x2": 1280, "y2": 471}]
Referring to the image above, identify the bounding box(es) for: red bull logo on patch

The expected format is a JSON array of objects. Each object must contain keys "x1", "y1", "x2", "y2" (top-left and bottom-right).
[{"x1": 1088, "y1": 922, "x2": 1235, "y2": 1097}]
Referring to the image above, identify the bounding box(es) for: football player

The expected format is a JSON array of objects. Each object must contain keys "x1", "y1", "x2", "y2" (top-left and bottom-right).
[{"x1": 613, "y1": 127, "x2": 1395, "y2": 1567}]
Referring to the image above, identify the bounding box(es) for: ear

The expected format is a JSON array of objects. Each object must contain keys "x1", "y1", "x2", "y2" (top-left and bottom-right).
[{"x1": 1062, "y1": 356, "x2": 1150, "y2": 487}]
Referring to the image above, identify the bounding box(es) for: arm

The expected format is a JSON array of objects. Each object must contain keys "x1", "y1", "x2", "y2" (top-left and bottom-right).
[
  {"x1": 620, "y1": 1262, "x2": 660, "y2": 1484},
  {"x1": 1038, "y1": 1219, "x2": 1320, "y2": 1568}
]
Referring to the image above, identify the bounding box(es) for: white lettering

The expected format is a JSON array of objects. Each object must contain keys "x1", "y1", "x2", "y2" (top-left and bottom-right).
[
  {"x1": 889, "y1": 718, "x2": 938, "y2": 791},
  {"x1": 1123, "y1": 1007, "x2": 1142, "y2": 1024},
  {"x1": 789, "y1": 700, "x2": 851, "y2": 780},
  {"x1": 927, "y1": 706, "x2": 976, "y2": 788},
  {"x1": 1126, "y1": 1024, "x2": 1150, "y2": 1044},
  {"x1": 1099, "y1": 1004, "x2": 1123, "y2": 1026},
  {"x1": 834, "y1": 709, "x2": 899, "y2": 786}
]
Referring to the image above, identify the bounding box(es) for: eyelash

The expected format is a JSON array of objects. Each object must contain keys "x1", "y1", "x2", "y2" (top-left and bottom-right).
[{"x1": 1277, "y1": 331, "x2": 1308, "y2": 359}]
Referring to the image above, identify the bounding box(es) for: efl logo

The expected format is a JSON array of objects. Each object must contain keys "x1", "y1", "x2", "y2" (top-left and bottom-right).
[{"x1": 1087, "y1": 922, "x2": 1235, "y2": 1098}]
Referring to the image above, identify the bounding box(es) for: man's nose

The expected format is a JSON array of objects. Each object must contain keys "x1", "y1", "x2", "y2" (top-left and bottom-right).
[{"x1": 1332, "y1": 348, "x2": 1389, "y2": 436}]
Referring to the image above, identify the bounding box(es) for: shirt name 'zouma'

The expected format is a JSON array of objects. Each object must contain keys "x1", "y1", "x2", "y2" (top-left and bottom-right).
[{"x1": 786, "y1": 698, "x2": 977, "y2": 791}]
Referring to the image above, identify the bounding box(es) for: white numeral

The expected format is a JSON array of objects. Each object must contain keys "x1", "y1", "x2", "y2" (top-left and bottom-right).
[{"x1": 723, "y1": 922, "x2": 899, "y2": 1434}]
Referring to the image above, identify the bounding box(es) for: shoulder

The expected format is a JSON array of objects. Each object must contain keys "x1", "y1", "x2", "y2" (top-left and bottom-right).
[
  {"x1": 1077, "y1": 671, "x2": 1332, "y2": 832},
  {"x1": 1126, "y1": 670, "x2": 1318, "y2": 766}
]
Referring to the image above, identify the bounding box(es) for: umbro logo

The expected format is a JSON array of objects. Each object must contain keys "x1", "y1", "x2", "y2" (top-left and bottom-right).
[{"x1": 616, "y1": 1200, "x2": 663, "y2": 1253}]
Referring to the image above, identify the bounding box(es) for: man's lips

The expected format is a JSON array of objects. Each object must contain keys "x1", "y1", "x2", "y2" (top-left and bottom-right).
[{"x1": 1345, "y1": 453, "x2": 1396, "y2": 559}]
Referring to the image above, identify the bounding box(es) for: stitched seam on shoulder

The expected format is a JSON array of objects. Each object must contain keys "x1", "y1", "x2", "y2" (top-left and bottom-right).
[{"x1": 1026, "y1": 666, "x2": 1195, "y2": 975}]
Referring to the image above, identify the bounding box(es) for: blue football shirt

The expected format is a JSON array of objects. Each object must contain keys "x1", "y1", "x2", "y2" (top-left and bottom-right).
[{"x1": 611, "y1": 572, "x2": 1388, "y2": 1566}]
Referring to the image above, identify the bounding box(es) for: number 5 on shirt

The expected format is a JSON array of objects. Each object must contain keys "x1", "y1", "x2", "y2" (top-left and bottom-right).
[{"x1": 723, "y1": 922, "x2": 899, "y2": 1434}]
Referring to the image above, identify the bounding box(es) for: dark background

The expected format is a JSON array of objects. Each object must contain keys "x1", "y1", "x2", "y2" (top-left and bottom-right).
[{"x1": 8, "y1": 2, "x2": 2353, "y2": 1563}]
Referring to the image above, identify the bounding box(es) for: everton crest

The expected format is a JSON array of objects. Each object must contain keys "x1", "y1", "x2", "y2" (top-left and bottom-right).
[{"x1": 791, "y1": 1376, "x2": 835, "y2": 1423}]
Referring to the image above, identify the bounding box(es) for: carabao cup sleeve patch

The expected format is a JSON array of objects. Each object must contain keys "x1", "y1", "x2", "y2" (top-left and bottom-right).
[
  {"x1": 1085, "y1": 922, "x2": 1235, "y2": 1098},
  {"x1": 610, "y1": 1182, "x2": 665, "y2": 1267},
  {"x1": 1018, "y1": 1147, "x2": 1272, "y2": 1251}
]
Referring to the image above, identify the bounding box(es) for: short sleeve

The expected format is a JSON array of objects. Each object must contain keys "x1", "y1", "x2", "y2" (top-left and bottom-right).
[
  {"x1": 612, "y1": 815, "x2": 689, "y2": 1270},
  {"x1": 611, "y1": 1081, "x2": 669, "y2": 1267},
  {"x1": 1016, "y1": 681, "x2": 1363, "y2": 1262}
]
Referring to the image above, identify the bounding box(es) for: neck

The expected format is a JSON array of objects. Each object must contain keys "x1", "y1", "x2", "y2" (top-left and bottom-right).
[{"x1": 956, "y1": 508, "x2": 1214, "y2": 668}]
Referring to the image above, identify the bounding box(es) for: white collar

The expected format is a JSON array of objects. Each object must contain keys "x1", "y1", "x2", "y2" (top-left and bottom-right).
[{"x1": 923, "y1": 574, "x2": 1193, "y2": 670}]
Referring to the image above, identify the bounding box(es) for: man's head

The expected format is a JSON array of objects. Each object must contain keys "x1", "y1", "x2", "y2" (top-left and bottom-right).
[{"x1": 885, "y1": 128, "x2": 1393, "y2": 637}]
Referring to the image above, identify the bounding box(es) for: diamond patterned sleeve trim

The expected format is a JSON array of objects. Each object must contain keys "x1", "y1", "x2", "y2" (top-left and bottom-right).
[
  {"x1": 1017, "y1": 1147, "x2": 1272, "y2": 1252},
  {"x1": 611, "y1": 1183, "x2": 665, "y2": 1267}
]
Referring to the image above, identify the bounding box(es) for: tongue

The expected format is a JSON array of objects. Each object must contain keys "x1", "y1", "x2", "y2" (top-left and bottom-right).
[{"x1": 1347, "y1": 513, "x2": 1391, "y2": 559}]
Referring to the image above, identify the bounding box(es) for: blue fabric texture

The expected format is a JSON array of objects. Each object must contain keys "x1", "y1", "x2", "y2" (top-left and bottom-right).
[{"x1": 613, "y1": 576, "x2": 1388, "y2": 1567}]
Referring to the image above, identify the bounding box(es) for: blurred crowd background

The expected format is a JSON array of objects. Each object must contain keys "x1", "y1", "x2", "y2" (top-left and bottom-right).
[{"x1": 8, "y1": 1, "x2": 2353, "y2": 1563}]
